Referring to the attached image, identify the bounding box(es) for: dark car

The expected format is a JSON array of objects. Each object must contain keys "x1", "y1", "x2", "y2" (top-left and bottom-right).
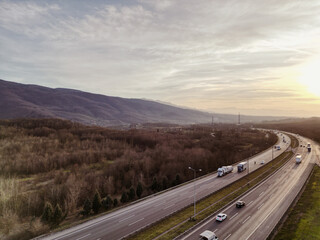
[{"x1": 236, "y1": 200, "x2": 245, "y2": 208}]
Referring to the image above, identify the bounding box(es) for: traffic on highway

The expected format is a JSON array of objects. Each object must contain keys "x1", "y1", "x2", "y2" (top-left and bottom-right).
[
  {"x1": 41, "y1": 132, "x2": 300, "y2": 240},
  {"x1": 179, "y1": 134, "x2": 315, "y2": 240}
]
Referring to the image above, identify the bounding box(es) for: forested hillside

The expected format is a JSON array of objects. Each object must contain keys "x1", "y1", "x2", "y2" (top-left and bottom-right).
[
  {"x1": 258, "y1": 117, "x2": 320, "y2": 143},
  {"x1": 0, "y1": 119, "x2": 277, "y2": 239}
]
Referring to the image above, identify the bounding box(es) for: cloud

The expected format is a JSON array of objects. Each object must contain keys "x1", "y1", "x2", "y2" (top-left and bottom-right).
[{"x1": 1, "y1": 0, "x2": 320, "y2": 117}]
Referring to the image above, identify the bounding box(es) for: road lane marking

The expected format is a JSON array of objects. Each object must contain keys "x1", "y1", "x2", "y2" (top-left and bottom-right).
[
  {"x1": 224, "y1": 233, "x2": 231, "y2": 240},
  {"x1": 164, "y1": 204, "x2": 174, "y2": 210},
  {"x1": 129, "y1": 218, "x2": 144, "y2": 226},
  {"x1": 119, "y1": 215, "x2": 134, "y2": 222},
  {"x1": 75, "y1": 234, "x2": 91, "y2": 240},
  {"x1": 244, "y1": 165, "x2": 308, "y2": 240},
  {"x1": 214, "y1": 229, "x2": 218, "y2": 233},
  {"x1": 154, "y1": 202, "x2": 164, "y2": 207},
  {"x1": 230, "y1": 212, "x2": 238, "y2": 220},
  {"x1": 247, "y1": 200, "x2": 253, "y2": 206},
  {"x1": 258, "y1": 203, "x2": 264, "y2": 210},
  {"x1": 259, "y1": 191, "x2": 264, "y2": 196},
  {"x1": 243, "y1": 216, "x2": 251, "y2": 224}
]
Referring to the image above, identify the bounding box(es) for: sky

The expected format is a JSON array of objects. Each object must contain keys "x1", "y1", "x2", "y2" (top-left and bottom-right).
[{"x1": 1, "y1": 0, "x2": 320, "y2": 117}]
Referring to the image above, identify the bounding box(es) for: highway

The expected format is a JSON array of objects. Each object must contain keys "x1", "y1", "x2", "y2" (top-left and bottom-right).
[
  {"x1": 180, "y1": 135, "x2": 316, "y2": 240},
  {"x1": 40, "y1": 132, "x2": 290, "y2": 240}
]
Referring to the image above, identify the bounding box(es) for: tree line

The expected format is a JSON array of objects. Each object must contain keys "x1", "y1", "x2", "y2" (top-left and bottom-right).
[{"x1": 0, "y1": 119, "x2": 277, "y2": 239}]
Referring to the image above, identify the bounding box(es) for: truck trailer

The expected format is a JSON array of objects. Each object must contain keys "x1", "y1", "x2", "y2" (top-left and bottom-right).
[
  {"x1": 217, "y1": 166, "x2": 233, "y2": 177},
  {"x1": 296, "y1": 154, "x2": 302, "y2": 164},
  {"x1": 237, "y1": 162, "x2": 247, "y2": 172}
]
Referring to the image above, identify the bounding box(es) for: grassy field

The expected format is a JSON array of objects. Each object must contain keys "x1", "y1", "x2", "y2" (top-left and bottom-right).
[
  {"x1": 273, "y1": 165, "x2": 320, "y2": 240},
  {"x1": 128, "y1": 134, "x2": 297, "y2": 240}
]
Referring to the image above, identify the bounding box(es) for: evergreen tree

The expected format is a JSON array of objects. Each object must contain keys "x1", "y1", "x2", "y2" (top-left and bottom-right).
[
  {"x1": 136, "y1": 182, "x2": 143, "y2": 198},
  {"x1": 151, "y1": 177, "x2": 159, "y2": 191},
  {"x1": 175, "y1": 174, "x2": 181, "y2": 185},
  {"x1": 113, "y1": 198, "x2": 118, "y2": 207},
  {"x1": 82, "y1": 198, "x2": 92, "y2": 216},
  {"x1": 162, "y1": 177, "x2": 168, "y2": 190},
  {"x1": 102, "y1": 195, "x2": 113, "y2": 210},
  {"x1": 53, "y1": 204, "x2": 63, "y2": 225},
  {"x1": 120, "y1": 192, "x2": 128, "y2": 203},
  {"x1": 41, "y1": 202, "x2": 53, "y2": 223},
  {"x1": 92, "y1": 190, "x2": 102, "y2": 214},
  {"x1": 128, "y1": 187, "x2": 135, "y2": 200}
]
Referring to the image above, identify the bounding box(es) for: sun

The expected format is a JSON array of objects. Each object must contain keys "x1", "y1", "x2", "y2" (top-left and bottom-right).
[{"x1": 298, "y1": 58, "x2": 320, "y2": 97}]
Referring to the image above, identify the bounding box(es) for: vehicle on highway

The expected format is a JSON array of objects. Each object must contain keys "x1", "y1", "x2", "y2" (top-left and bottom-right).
[
  {"x1": 261, "y1": 160, "x2": 265, "y2": 164},
  {"x1": 296, "y1": 154, "x2": 302, "y2": 164},
  {"x1": 237, "y1": 162, "x2": 247, "y2": 172},
  {"x1": 307, "y1": 143, "x2": 311, "y2": 152},
  {"x1": 199, "y1": 230, "x2": 218, "y2": 240},
  {"x1": 275, "y1": 145, "x2": 281, "y2": 150},
  {"x1": 216, "y1": 213, "x2": 227, "y2": 222},
  {"x1": 217, "y1": 166, "x2": 233, "y2": 177},
  {"x1": 236, "y1": 200, "x2": 246, "y2": 208}
]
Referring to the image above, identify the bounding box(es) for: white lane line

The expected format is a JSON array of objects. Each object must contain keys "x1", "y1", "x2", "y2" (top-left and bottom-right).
[
  {"x1": 154, "y1": 202, "x2": 164, "y2": 207},
  {"x1": 75, "y1": 234, "x2": 91, "y2": 240},
  {"x1": 243, "y1": 216, "x2": 251, "y2": 224},
  {"x1": 214, "y1": 229, "x2": 218, "y2": 233},
  {"x1": 129, "y1": 218, "x2": 144, "y2": 226},
  {"x1": 164, "y1": 204, "x2": 175, "y2": 210},
  {"x1": 259, "y1": 191, "x2": 264, "y2": 196},
  {"x1": 224, "y1": 233, "x2": 231, "y2": 240},
  {"x1": 119, "y1": 215, "x2": 134, "y2": 223},
  {"x1": 244, "y1": 166, "x2": 307, "y2": 240},
  {"x1": 258, "y1": 203, "x2": 264, "y2": 210},
  {"x1": 230, "y1": 212, "x2": 239, "y2": 220},
  {"x1": 247, "y1": 200, "x2": 253, "y2": 206}
]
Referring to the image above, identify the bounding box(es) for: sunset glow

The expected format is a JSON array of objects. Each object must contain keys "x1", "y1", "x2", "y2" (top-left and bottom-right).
[
  {"x1": 299, "y1": 58, "x2": 320, "y2": 97},
  {"x1": 1, "y1": 0, "x2": 320, "y2": 117}
]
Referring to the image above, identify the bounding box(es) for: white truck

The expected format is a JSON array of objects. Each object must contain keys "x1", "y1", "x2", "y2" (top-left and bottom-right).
[
  {"x1": 237, "y1": 162, "x2": 247, "y2": 172},
  {"x1": 199, "y1": 230, "x2": 218, "y2": 240},
  {"x1": 296, "y1": 154, "x2": 302, "y2": 164},
  {"x1": 307, "y1": 143, "x2": 311, "y2": 152},
  {"x1": 217, "y1": 166, "x2": 233, "y2": 177}
]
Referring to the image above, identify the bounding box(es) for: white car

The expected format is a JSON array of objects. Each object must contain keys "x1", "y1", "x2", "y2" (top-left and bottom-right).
[
  {"x1": 216, "y1": 213, "x2": 227, "y2": 222},
  {"x1": 199, "y1": 230, "x2": 218, "y2": 240}
]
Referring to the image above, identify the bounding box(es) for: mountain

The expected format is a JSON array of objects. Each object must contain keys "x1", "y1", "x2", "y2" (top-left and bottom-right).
[{"x1": 0, "y1": 79, "x2": 288, "y2": 126}]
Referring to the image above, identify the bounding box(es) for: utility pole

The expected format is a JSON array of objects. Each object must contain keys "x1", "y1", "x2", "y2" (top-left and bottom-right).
[{"x1": 188, "y1": 167, "x2": 202, "y2": 220}]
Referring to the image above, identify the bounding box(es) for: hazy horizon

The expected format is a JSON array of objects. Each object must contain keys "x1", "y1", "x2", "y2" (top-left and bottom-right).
[{"x1": 1, "y1": 0, "x2": 320, "y2": 117}]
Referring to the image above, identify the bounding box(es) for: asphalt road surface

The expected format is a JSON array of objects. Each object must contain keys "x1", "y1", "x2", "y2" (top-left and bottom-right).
[
  {"x1": 180, "y1": 135, "x2": 316, "y2": 240},
  {"x1": 40, "y1": 132, "x2": 290, "y2": 240}
]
